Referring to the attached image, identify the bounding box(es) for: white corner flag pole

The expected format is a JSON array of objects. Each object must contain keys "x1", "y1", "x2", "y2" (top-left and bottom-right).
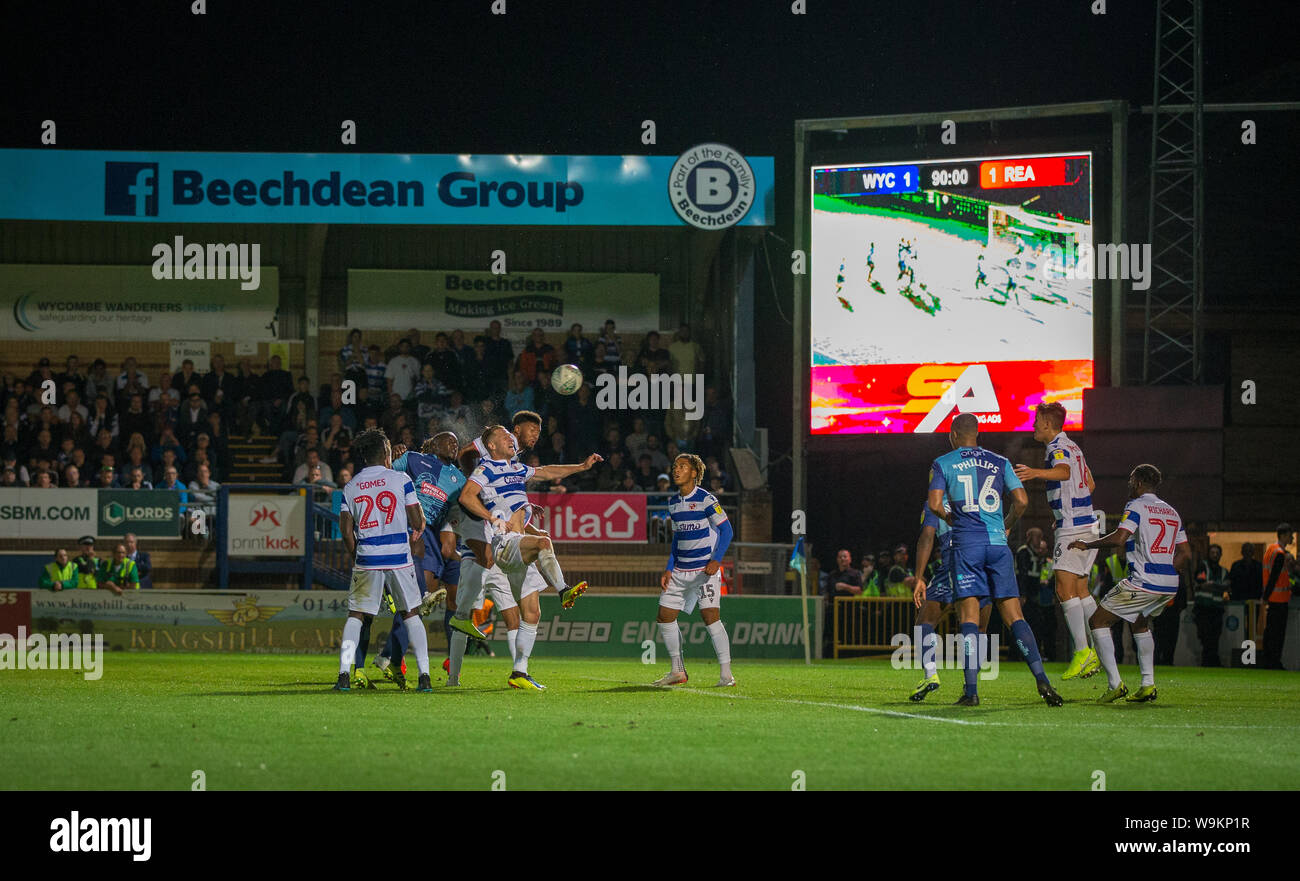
[{"x1": 798, "y1": 550, "x2": 811, "y2": 666}]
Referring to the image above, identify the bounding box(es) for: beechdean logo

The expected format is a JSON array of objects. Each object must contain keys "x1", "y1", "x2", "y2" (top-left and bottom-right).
[
  {"x1": 104, "y1": 162, "x2": 159, "y2": 217},
  {"x1": 668, "y1": 143, "x2": 755, "y2": 230}
]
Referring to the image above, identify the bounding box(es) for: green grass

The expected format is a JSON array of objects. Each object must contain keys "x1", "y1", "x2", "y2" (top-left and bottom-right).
[{"x1": 6, "y1": 653, "x2": 1300, "y2": 790}]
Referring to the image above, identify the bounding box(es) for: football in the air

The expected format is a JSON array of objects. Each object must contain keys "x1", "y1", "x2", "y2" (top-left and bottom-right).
[{"x1": 550, "y1": 363, "x2": 583, "y2": 395}]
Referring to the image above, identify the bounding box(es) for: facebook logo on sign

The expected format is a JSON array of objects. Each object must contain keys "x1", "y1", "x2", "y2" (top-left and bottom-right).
[{"x1": 104, "y1": 162, "x2": 159, "y2": 216}]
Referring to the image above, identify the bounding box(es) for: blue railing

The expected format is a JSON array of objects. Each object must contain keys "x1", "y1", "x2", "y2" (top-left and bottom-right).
[{"x1": 311, "y1": 492, "x2": 349, "y2": 591}]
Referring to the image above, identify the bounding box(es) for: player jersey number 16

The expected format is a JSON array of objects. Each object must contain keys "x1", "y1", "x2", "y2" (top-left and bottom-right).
[
  {"x1": 957, "y1": 474, "x2": 1000, "y2": 513},
  {"x1": 356, "y1": 492, "x2": 398, "y2": 529}
]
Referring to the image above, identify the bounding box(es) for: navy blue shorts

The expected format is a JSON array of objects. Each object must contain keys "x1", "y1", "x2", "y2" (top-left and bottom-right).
[
  {"x1": 928, "y1": 552, "x2": 990, "y2": 608},
  {"x1": 419, "y1": 528, "x2": 460, "y2": 586},
  {"x1": 952, "y1": 543, "x2": 1018, "y2": 601}
]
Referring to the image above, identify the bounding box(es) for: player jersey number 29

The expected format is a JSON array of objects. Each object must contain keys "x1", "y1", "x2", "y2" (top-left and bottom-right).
[
  {"x1": 356, "y1": 491, "x2": 398, "y2": 529},
  {"x1": 957, "y1": 473, "x2": 1000, "y2": 513}
]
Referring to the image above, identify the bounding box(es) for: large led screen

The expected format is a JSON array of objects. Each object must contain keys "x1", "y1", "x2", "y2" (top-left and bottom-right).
[{"x1": 811, "y1": 152, "x2": 1094, "y2": 434}]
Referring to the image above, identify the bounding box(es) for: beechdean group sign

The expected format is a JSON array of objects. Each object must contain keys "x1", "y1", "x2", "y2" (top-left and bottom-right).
[{"x1": 0, "y1": 150, "x2": 774, "y2": 227}]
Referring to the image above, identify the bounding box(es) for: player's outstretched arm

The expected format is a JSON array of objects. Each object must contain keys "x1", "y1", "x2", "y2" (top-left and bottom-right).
[
  {"x1": 1003, "y1": 488, "x2": 1028, "y2": 533},
  {"x1": 1069, "y1": 526, "x2": 1130, "y2": 552},
  {"x1": 459, "y1": 481, "x2": 508, "y2": 532},
  {"x1": 406, "y1": 503, "x2": 425, "y2": 536},
  {"x1": 1012, "y1": 462, "x2": 1070, "y2": 483},
  {"x1": 533, "y1": 453, "x2": 603, "y2": 481}
]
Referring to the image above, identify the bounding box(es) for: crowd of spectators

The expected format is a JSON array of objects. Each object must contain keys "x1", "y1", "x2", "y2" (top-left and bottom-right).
[{"x1": 269, "y1": 320, "x2": 734, "y2": 498}]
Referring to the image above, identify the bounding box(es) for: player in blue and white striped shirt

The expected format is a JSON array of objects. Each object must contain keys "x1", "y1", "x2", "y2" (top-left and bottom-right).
[
  {"x1": 1014, "y1": 401, "x2": 1102, "y2": 680},
  {"x1": 651, "y1": 453, "x2": 736, "y2": 688},
  {"x1": 334, "y1": 429, "x2": 432, "y2": 692},
  {"x1": 1069, "y1": 463, "x2": 1190, "y2": 703}
]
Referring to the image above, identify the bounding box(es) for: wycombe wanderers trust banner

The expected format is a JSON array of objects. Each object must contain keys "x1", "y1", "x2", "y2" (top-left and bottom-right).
[
  {"x1": 0, "y1": 264, "x2": 279, "y2": 341},
  {"x1": 347, "y1": 270, "x2": 660, "y2": 334}
]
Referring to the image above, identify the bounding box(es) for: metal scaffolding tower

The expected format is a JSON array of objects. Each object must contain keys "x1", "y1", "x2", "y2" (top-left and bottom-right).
[{"x1": 1144, "y1": 0, "x2": 1203, "y2": 385}]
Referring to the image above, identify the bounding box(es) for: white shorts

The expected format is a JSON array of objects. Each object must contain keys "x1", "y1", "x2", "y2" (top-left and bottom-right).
[
  {"x1": 1099, "y1": 579, "x2": 1173, "y2": 623},
  {"x1": 659, "y1": 568, "x2": 722, "y2": 615},
  {"x1": 348, "y1": 565, "x2": 421, "y2": 616},
  {"x1": 1053, "y1": 523, "x2": 1100, "y2": 576},
  {"x1": 455, "y1": 559, "x2": 517, "y2": 613}
]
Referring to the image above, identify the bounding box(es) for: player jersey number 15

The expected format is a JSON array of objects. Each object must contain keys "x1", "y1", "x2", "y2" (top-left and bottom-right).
[
  {"x1": 957, "y1": 474, "x2": 1000, "y2": 514},
  {"x1": 356, "y1": 491, "x2": 398, "y2": 529}
]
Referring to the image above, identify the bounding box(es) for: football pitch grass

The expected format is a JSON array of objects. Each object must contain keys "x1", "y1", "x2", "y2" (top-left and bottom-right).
[{"x1": 6, "y1": 653, "x2": 1300, "y2": 790}]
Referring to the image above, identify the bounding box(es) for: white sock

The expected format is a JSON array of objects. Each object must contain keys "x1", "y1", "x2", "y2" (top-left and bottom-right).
[
  {"x1": 922, "y1": 631, "x2": 939, "y2": 678},
  {"x1": 449, "y1": 631, "x2": 467, "y2": 683},
  {"x1": 1081, "y1": 594, "x2": 1098, "y2": 625},
  {"x1": 536, "y1": 548, "x2": 567, "y2": 593},
  {"x1": 707, "y1": 620, "x2": 732, "y2": 678},
  {"x1": 1091, "y1": 627, "x2": 1121, "y2": 689},
  {"x1": 1134, "y1": 630, "x2": 1156, "y2": 686},
  {"x1": 515, "y1": 621, "x2": 537, "y2": 674},
  {"x1": 658, "y1": 620, "x2": 684, "y2": 672},
  {"x1": 1062, "y1": 597, "x2": 1089, "y2": 655},
  {"x1": 340, "y1": 617, "x2": 362, "y2": 675},
  {"x1": 403, "y1": 615, "x2": 429, "y2": 676},
  {"x1": 507, "y1": 628, "x2": 518, "y2": 662}
]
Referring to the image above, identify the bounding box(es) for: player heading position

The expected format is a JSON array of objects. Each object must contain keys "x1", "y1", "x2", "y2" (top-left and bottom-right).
[
  {"x1": 928, "y1": 413, "x2": 1062, "y2": 707},
  {"x1": 334, "y1": 429, "x2": 433, "y2": 693},
  {"x1": 1013, "y1": 401, "x2": 1101, "y2": 680},
  {"x1": 1071, "y1": 464, "x2": 1189, "y2": 703},
  {"x1": 652, "y1": 453, "x2": 736, "y2": 687}
]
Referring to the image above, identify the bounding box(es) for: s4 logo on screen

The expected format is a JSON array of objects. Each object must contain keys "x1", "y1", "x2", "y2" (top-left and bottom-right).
[{"x1": 904, "y1": 364, "x2": 1001, "y2": 433}]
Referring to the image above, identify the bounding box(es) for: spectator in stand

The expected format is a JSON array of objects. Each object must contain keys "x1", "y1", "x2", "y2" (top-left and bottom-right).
[
  {"x1": 28, "y1": 428, "x2": 59, "y2": 470},
  {"x1": 151, "y1": 426, "x2": 186, "y2": 468},
  {"x1": 62, "y1": 412, "x2": 91, "y2": 451},
  {"x1": 600, "y1": 427, "x2": 626, "y2": 461},
  {"x1": 517, "y1": 327, "x2": 556, "y2": 384},
  {"x1": 358, "y1": 345, "x2": 384, "y2": 402},
  {"x1": 57, "y1": 388, "x2": 89, "y2": 424},
  {"x1": 598, "y1": 320, "x2": 622, "y2": 369},
  {"x1": 533, "y1": 367, "x2": 568, "y2": 424},
  {"x1": 823, "y1": 548, "x2": 864, "y2": 653},
  {"x1": 122, "y1": 446, "x2": 150, "y2": 484},
  {"x1": 469, "y1": 398, "x2": 500, "y2": 442},
  {"x1": 437, "y1": 390, "x2": 474, "y2": 440},
  {"x1": 1193, "y1": 543, "x2": 1230, "y2": 667},
  {"x1": 116, "y1": 356, "x2": 149, "y2": 397},
  {"x1": 618, "y1": 469, "x2": 638, "y2": 492},
  {"x1": 88, "y1": 427, "x2": 117, "y2": 469},
  {"x1": 386, "y1": 339, "x2": 421, "y2": 401},
  {"x1": 87, "y1": 393, "x2": 117, "y2": 441},
  {"x1": 1229, "y1": 542, "x2": 1263, "y2": 601},
  {"x1": 321, "y1": 412, "x2": 352, "y2": 455},
  {"x1": 172, "y1": 358, "x2": 199, "y2": 396},
  {"x1": 124, "y1": 465, "x2": 152, "y2": 490},
  {"x1": 625, "y1": 417, "x2": 649, "y2": 461},
  {"x1": 189, "y1": 462, "x2": 220, "y2": 523},
  {"x1": 101, "y1": 543, "x2": 141, "y2": 592},
  {"x1": 540, "y1": 431, "x2": 568, "y2": 467},
  {"x1": 704, "y1": 456, "x2": 730, "y2": 491},
  {"x1": 84, "y1": 358, "x2": 113, "y2": 403},
  {"x1": 96, "y1": 464, "x2": 116, "y2": 488},
  {"x1": 479, "y1": 320, "x2": 514, "y2": 400},
  {"x1": 592, "y1": 343, "x2": 616, "y2": 383},
  {"x1": 176, "y1": 387, "x2": 208, "y2": 446},
  {"x1": 292, "y1": 448, "x2": 333, "y2": 485},
  {"x1": 124, "y1": 533, "x2": 153, "y2": 590},
  {"x1": 338, "y1": 328, "x2": 364, "y2": 370},
  {"x1": 118, "y1": 393, "x2": 153, "y2": 446},
  {"x1": 201, "y1": 354, "x2": 240, "y2": 408},
  {"x1": 668, "y1": 323, "x2": 704, "y2": 377},
  {"x1": 286, "y1": 376, "x2": 316, "y2": 422},
  {"x1": 425, "y1": 333, "x2": 462, "y2": 395},
  {"x1": 291, "y1": 424, "x2": 321, "y2": 471},
  {"x1": 328, "y1": 432, "x2": 353, "y2": 477},
  {"x1": 33, "y1": 469, "x2": 55, "y2": 488},
  {"x1": 413, "y1": 363, "x2": 451, "y2": 423},
  {"x1": 859, "y1": 555, "x2": 884, "y2": 596},
  {"x1": 9, "y1": 379, "x2": 37, "y2": 419},
  {"x1": 256, "y1": 355, "x2": 294, "y2": 435},
  {"x1": 26, "y1": 358, "x2": 56, "y2": 399},
  {"x1": 71, "y1": 536, "x2": 113, "y2": 592},
  {"x1": 1, "y1": 466, "x2": 19, "y2": 487},
  {"x1": 450, "y1": 328, "x2": 474, "y2": 373},
  {"x1": 148, "y1": 371, "x2": 180, "y2": 415},
  {"x1": 336, "y1": 465, "x2": 353, "y2": 487},
  {"x1": 460, "y1": 339, "x2": 490, "y2": 402},
  {"x1": 699, "y1": 385, "x2": 731, "y2": 460},
  {"x1": 302, "y1": 463, "x2": 336, "y2": 490},
  {"x1": 405, "y1": 328, "x2": 429, "y2": 364},
  {"x1": 62, "y1": 464, "x2": 86, "y2": 488},
  {"x1": 183, "y1": 445, "x2": 213, "y2": 483},
  {"x1": 596, "y1": 450, "x2": 627, "y2": 491},
  {"x1": 380, "y1": 393, "x2": 406, "y2": 439},
  {"x1": 39, "y1": 547, "x2": 79, "y2": 591},
  {"x1": 57, "y1": 356, "x2": 85, "y2": 398},
  {"x1": 565, "y1": 384, "x2": 600, "y2": 459},
  {"x1": 205, "y1": 412, "x2": 231, "y2": 475},
  {"x1": 633, "y1": 453, "x2": 658, "y2": 490},
  {"x1": 563, "y1": 323, "x2": 595, "y2": 373},
  {"x1": 642, "y1": 434, "x2": 670, "y2": 473},
  {"x1": 504, "y1": 369, "x2": 535, "y2": 419},
  {"x1": 318, "y1": 385, "x2": 356, "y2": 433}
]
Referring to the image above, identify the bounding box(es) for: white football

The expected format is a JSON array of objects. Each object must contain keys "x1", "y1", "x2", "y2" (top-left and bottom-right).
[{"x1": 550, "y1": 363, "x2": 583, "y2": 395}]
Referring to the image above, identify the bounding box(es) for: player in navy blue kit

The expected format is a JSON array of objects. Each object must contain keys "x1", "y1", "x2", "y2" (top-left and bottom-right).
[
  {"x1": 909, "y1": 499, "x2": 992, "y2": 701},
  {"x1": 928, "y1": 413, "x2": 1063, "y2": 707}
]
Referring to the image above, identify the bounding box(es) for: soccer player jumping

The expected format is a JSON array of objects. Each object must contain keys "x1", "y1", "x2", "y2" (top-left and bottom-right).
[
  {"x1": 651, "y1": 453, "x2": 735, "y2": 688},
  {"x1": 928, "y1": 413, "x2": 1063, "y2": 707},
  {"x1": 1013, "y1": 401, "x2": 1102, "y2": 681},
  {"x1": 1068, "y1": 464, "x2": 1189, "y2": 703}
]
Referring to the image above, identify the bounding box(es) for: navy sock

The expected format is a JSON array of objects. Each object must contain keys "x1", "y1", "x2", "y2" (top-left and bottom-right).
[
  {"x1": 392, "y1": 612, "x2": 410, "y2": 657},
  {"x1": 1012, "y1": 619, "x2": 1048, "y2": 683},
  {"x1": 961, "y1": 622, "x2": 980, "y2": 697},
  {"x1": 355, "y1": 616, "x2": 372, "y2": 670},
  {"x1": 443, "y1": 610, "x2": 454, "y2": 647}
]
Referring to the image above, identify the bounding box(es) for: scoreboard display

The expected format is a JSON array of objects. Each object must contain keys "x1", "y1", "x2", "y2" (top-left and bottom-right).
[{"x1": 810, "y1": 151, "x2": 1094, "y2": 435}]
